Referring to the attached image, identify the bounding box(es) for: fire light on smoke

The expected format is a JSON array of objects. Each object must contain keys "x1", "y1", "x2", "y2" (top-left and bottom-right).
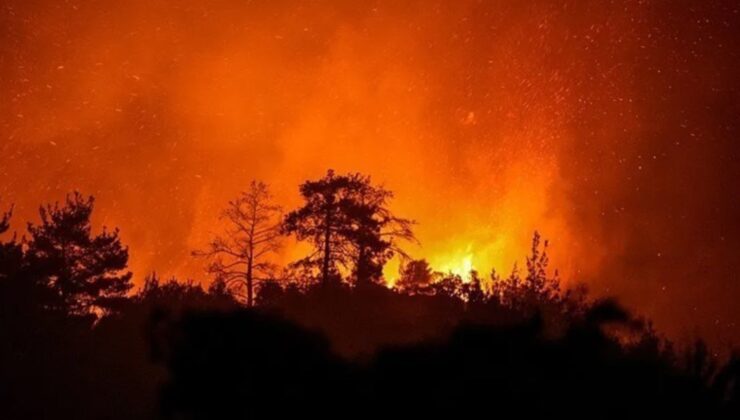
[{"x1": 2, "y1": 0, "x2": 739, "y2": 345}]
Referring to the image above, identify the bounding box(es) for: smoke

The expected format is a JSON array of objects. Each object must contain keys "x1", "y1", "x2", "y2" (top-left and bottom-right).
[{"x1": 1, "y1": 0, "x2": 739, "y2": 344}]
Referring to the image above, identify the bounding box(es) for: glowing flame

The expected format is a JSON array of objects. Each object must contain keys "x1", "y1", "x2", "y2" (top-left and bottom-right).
[
  {"x1": 434, "y1": 246, "x2": 475, "y2": 280},
  {"x1": 445, "y1": 255, "x2": 474, "y2": 280}
]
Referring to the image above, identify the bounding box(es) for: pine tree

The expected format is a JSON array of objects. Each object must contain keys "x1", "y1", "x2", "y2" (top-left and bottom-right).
[
  {"x1": 25, "y1": 192, "x2": 132, "y2": 314},
  {"x1": 283, "y1": 170, "x2": 414, "y2": 286}
]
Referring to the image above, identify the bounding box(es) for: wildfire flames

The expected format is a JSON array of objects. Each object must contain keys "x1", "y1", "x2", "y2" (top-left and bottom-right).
[{"x1": 1, "y1": 1, "x2": 739, "y2": 344}]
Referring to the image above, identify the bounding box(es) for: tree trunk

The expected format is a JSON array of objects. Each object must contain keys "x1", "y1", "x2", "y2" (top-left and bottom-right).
[
  {"x1": 356, "y1": 246, "x2": 368, "y2": 287},
  {"x1": 322, "y1": 208, "x2": 332, "y2": 286},
  {"x1": 246, "y1": 254, "x2": 254, "y2": 307},
  {"x1": 247, "y1": 205, "x2": 256, "y2": 307}
]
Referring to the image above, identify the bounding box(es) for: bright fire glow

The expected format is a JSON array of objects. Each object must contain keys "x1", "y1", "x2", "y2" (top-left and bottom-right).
[
  {"x1": 3, "y1": 0, "x2": 739, "y2": 345},
  {"x1": 437, "y1": 250, "x2": 475, "y2": 280}
]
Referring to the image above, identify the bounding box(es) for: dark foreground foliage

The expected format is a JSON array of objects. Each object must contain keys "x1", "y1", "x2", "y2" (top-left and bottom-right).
[
  {"x1": 161, "y1": 305, "x2": 740, "y2": 419},
  {"x1": 2, "y1": 281, "x2": 739, "y2": 419}
]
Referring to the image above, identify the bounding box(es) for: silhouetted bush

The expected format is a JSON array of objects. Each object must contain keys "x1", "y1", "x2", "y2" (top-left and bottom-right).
[{"x1": 159, "y1": 305, "x2": 738, "y2": 419}]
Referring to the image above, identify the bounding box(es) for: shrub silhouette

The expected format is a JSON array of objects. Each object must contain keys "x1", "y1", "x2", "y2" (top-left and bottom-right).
[{"x1": 158, "y1": 303, "x2": 737, "y2": 419}]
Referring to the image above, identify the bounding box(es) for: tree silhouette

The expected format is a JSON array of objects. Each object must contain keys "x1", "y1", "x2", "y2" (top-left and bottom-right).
[
  {"x1": 194, "y1": 181, "x2": 282, "y2": 307},
  {"x1": 462, "y1": 269, "x2": 486, "y2": 304},
  {"x1": 0, "y1": 204, "x2": 56, "y2": 319},
  {"x1": 489, "y1": 232, "x2": 560, "y2": 314},
  {"x1": 430, "y1": 272, "x2": 465, "y2": 299},
  {"x1": 395, "y1": 259, "x2": 433, "y2": 294},
  {"x1": 134, "y1": 272, "x2": 237, "y2": 313},
  {"x1": 283, "y1": 170, "x2": 414, "y2": 286},
  {"x1": 0, "y1": 205, "x2": 23, "y2": 286},
  {"x1": 25, "y1": 192, "x2": 132, "y2": 314},
  {"x1": 524, "y1": 231, "x2": 560, "y2": 300},
  {"x1": 283, "y1": 170, "x2": 364, "y2": 285},
  {"x1": 344, "y1": 176, "x2": 415, "y2": 287}
]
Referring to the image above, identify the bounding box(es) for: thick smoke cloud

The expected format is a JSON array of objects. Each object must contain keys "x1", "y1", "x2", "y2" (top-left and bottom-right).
[{"x1": 1, "y1": 0, "x2": 738, "y2": 345}]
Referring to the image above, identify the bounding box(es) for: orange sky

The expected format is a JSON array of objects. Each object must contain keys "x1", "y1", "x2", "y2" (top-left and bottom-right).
[{"x1": 1, "y1": 0, "x2": 739, "y2": 346}]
